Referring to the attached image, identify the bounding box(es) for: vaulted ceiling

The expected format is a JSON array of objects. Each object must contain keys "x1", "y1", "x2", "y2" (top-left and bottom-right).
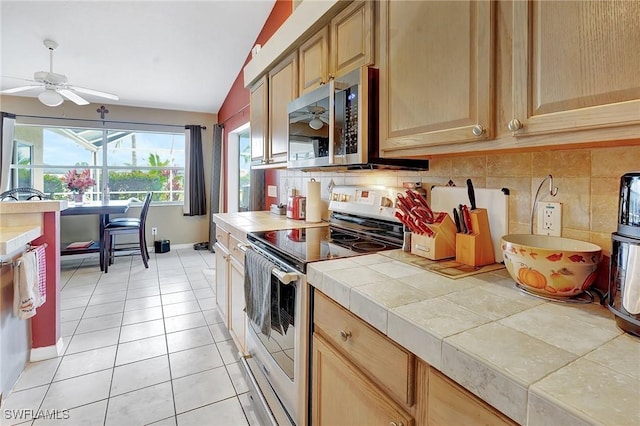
[{"x1": 0, "y1": 1, "x2": 276, "y2": 113}]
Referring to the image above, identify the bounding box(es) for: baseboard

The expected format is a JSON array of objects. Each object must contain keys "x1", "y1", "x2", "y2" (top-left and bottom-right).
[{"x1": 30, "y1": 337, "x2": 64, "y2": 361}]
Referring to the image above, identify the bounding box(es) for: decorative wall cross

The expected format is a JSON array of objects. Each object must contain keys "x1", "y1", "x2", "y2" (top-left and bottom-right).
[{"x1": 96, "y1": 105, "x2": 109, "y2": 119}]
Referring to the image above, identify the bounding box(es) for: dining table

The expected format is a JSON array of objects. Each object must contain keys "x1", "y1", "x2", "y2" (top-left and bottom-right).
[{"x1": 60, "y1": 199, "x2": 131, "y2": 270}]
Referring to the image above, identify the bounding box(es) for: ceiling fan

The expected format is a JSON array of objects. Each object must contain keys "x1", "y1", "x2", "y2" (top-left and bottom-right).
[
  {"x1": 290, "y1": 105, "x2": 329, "y2": 130},
  {"x1": 1, "y1": 39, "x2": 119, "y2": 107}
]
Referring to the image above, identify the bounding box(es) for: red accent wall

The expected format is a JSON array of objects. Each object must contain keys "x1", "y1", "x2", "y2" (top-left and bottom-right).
[
  {"x1": 217, "y1": 0, "x2": 293, "y2": 211},
  {"x1": 31, "y1": 211, "x2": 61, "y2": 349}
]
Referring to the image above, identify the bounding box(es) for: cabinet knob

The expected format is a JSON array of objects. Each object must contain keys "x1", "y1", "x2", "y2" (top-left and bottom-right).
[
  {"x1": 328, "y1": 74, "x2": 335, "y2": 81},
  {"x1": 472, "y1": 125, "x2": 486, "y2": 136},
  {"x1": 508, "y1": 118, "x2": 523, "y2": 131},
  {"x1": 389, "y1": 422, "x2": 404, "y2": 426},
  {"x1": 339, "y1": 330, "x2": 352, "y2": 341},
  {"x1": 319, "y1": 80, "x2": 325, "y2": 85}
]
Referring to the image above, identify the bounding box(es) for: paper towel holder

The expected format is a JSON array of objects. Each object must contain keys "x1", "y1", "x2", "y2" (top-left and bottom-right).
[{"x1": 306, "y1": 178, "x2": 322, "y2": 223}]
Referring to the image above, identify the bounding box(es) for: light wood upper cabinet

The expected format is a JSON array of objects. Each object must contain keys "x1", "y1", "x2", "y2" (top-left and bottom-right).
[
  {"x1": 299, "y1": 27, "x2": 329, "y2": 95},
  {"x1": 249, "y1": 75, "x2": 268, "y2": 165},
  {"x1": 330, "y1": 0, "x2": 374, "y2": 80},
  {"x1": 268, "y1": 52, "x2": 298, "y2": 166},
  {"x1": 509, "y1": 1, "x2": 640, "y2": 137},
  {"x1": 298, "y1": 1, "x2": 374, "y2": 95},
  {"x1": 379, "y1": 0, "x2": 494, "y2": 156}
]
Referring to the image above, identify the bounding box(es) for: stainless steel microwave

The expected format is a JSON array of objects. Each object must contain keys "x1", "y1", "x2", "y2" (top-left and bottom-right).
[{"x1": 287, "y1": 66, "x2": 428, "y2": 171}]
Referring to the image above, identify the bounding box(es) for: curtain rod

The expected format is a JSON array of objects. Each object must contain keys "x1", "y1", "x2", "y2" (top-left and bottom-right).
[
  {"x1": 185, "y1": 125, "x2": 207, "y2": 130},
  {"x1": 14, "y1": 113, "x2": 201, "y2": 129}
]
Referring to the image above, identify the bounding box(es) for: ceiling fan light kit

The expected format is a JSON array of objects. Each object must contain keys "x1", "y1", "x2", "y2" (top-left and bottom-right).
[
  {"x1": 309, "y1": 117, "x2": 324, "y2": 130},
  {"x1": 1, "y1": 39, "x2": 119, "y2": 107},
  {"x1": 38, "y1": 89, "x2": 63, "y2": 107}
]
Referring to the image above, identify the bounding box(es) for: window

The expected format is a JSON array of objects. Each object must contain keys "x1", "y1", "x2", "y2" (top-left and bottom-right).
[
  {"x1": 226, "y1": 123, "x2": 251, "y2": 212},
  {"x1": 10, "y1": 124, "x2": 185, "y2": 203},
  {"x1": 238, "y1": 128, "x2": 251, "y2": 211}
]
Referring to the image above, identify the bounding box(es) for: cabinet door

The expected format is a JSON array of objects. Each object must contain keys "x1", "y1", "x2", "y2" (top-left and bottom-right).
[
  {"x1": 330, "y1": 0, "x2": 374, "y2": 78},
  {"x1": 229, "y1": 256, "x2": 246, "y2": 353},
  {"x1": 509, "y1": 1, "x2": 640, "y2": 136},
  {"x1": 299, "y1": 26, "x2": 329, "y2": 95},
  {"x1": 249, "y1": 75, "x2": 268, "y2": 165},
  {"x1": 379, "y1": 0, "x2": 494, "y2": 156},
  {"x1": 428, "y1": 369, "x2": 516, "y2": 426},
  {"x1": 214, "y1": 242, "x2": 229, "y2": 327},
  {"x1": 312, "y1": 334, "x2": 414, "y2": 426},
  {"x1": 268, "y1": 52, "x2": 299, "y2": 165}
]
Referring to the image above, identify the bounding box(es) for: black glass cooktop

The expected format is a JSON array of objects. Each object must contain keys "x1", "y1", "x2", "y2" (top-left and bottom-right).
[{"x1": 247, "y1": 224, "x2": 402, "y2": 273}]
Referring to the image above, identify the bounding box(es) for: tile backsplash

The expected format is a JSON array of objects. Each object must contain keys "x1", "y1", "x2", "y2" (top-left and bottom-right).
[{"x1": 277, "y1": 144, "x2": 640, "y2": 255}]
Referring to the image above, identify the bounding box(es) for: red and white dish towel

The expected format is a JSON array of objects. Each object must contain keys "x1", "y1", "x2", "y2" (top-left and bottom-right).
[{"x1": 13, "y1": 245, "x2": 47, "y2": 320}]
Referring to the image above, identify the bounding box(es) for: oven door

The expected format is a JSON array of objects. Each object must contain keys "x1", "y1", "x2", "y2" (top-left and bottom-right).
[{"x1": 240, "y1": 247, "x2": 306, "y2": 426}]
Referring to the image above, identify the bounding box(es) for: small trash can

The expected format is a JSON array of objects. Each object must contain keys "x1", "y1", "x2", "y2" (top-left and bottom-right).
[{"x1": 154, "y1": 239, "x2": 170, "y2": 253}]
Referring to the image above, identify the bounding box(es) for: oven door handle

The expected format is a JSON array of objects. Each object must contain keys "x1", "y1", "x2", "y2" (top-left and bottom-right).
[{"x1": 238, "y1": 243, "x2": 299, "y2": 285}]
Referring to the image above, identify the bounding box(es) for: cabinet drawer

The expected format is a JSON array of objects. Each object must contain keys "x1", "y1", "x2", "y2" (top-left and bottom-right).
[
  {"x1": 215, "y1": 226, "x2": 229, "y2": 249},
  {"x1": 314, "y1": 290, "x2": 415, "y2": 405},
  {"x1": 228, "y1": 234, "x2": 245, "y2": 265}
]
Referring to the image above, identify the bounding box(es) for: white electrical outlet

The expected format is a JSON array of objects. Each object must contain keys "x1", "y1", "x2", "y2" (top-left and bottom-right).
[
  {"x1": 267, "y1": 185, "x2": 277, "y2": 197},
  {"x1": 152, "y1": 227, "x2": 158, "y2": 235},
  {"x1": 537, "y1": 202, "x2": 562, "y2": 236}
]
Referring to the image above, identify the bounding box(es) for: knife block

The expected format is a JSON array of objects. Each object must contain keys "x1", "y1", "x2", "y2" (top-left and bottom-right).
[
  {"x1": 456, "y1": 208, "x2": 495, "y2": 267},
  {"x1": 411, "y1": 213, "x2": 456, "y2": 260}
]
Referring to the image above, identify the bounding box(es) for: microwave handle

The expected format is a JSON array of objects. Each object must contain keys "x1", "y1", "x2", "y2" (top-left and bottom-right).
[
  {"x1": 238, "y1": 244, "x2": 299, "y2": 285},
  {"x1": 327, "y1": 78, "x2": 336, "y2": 165}
]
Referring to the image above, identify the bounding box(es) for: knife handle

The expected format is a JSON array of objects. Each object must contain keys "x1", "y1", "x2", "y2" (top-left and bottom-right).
[
  {"x1": 458, "y1": 205, "x2": 467, "y2": 233},
  {"x1": 466, "y1": 178, "x2": 476, "y2": 211},
  {"x1": 453, "y1": 209, "x2": 461, "y2": 233}
]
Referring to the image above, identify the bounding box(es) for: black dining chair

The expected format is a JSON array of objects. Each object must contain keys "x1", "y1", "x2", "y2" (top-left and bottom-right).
[
  {"x1": 0, "y1": 187, "x2": 50, "y2": 201},
  {"x1": 103, "y1": 192, "x2": 152, "y2": 273}
]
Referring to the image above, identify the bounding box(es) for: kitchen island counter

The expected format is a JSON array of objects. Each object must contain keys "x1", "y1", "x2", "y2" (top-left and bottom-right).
[{"x1": 307, "y1": 250, "x2": 639, "y2": 426}]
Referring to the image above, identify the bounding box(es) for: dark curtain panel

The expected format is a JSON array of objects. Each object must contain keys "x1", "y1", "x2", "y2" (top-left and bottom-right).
[
  {"x1": 209, "y1": 124, "x2": 223, "y2": 251},
  {"x1": 185, "y1": 125, "x2": 206, "y2": 216},
  {"x1": 250, "y1": 169, "x2": 265, "y2": 211},
  {"x1": 0, "y1": 112, "x2": 16, "y2": 192}
]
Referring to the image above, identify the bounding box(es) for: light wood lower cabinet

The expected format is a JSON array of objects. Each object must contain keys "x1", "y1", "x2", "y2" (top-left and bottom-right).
[
  {"x1": 214, "y1": 228, "x2": 247, "y2": 353},
  {"x1": 311, "y1": 289, "x2": 517, "y2": 425},
  {"x1": 312, "y1": 333, "x2": 414, "y2": 426},
  {"x1": 229, "y1": 255, "x2": 245, "y2": 352},
  {"x1": 214, "y1": 242, "x2": 229, "y2": 326},
  {"x1": 428, "y1": 369, "x2": 517, "y2": 426}
]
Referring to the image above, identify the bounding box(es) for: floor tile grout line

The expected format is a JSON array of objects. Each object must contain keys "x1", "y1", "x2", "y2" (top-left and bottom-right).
[
  {"x1": 102, "y1": 256, "x2": 135, "y2": 426},
  {"x1": 153, "y1": 253, "x2": 181, "y2": 425}
]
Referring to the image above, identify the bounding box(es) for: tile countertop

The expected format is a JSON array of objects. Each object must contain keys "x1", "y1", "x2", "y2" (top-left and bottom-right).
[
  {"x1": 0, "y1": 200, "x2": 67, "y2": 257},
  {"x1": 307, "y1": 250, "x2": 640, "y2": 426},
  {"x1": 212, "y1": 211, "x2": 327, "y2": 234}
]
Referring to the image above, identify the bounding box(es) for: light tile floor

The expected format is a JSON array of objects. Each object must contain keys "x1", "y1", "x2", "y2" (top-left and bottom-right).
[{"x1": 0, "y1": 249, "x2": 261, "y2": 426}]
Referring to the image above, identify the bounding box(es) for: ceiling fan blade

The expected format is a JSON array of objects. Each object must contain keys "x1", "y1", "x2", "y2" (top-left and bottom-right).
[
  {"x1": 58, "y1": 89, "x2": 89, "y2": 105},
  {"x1": 1, "y1": 85, "x2": 43, "y2": 94},
  {"x1": 69, "y1": 85, "x2": 119, "y2": 101},
  {"x1": 290, "y1": 115, "x2": 309, "y2": 124}
]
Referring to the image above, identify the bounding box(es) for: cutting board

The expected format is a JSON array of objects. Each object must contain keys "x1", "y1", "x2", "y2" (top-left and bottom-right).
[{"x1": 430, "y1": 186, "x2": 509, "y2": 262}]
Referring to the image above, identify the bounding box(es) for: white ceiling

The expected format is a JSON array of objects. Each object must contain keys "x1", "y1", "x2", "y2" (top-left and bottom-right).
[{"x1": 0, "y1": 0, "x2": 277, "y2": 113}]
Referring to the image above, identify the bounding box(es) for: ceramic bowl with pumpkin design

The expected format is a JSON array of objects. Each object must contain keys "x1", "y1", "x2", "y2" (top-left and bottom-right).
[{"x1": 501, "y1": 234, "x2": 602, "y2": 298}]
